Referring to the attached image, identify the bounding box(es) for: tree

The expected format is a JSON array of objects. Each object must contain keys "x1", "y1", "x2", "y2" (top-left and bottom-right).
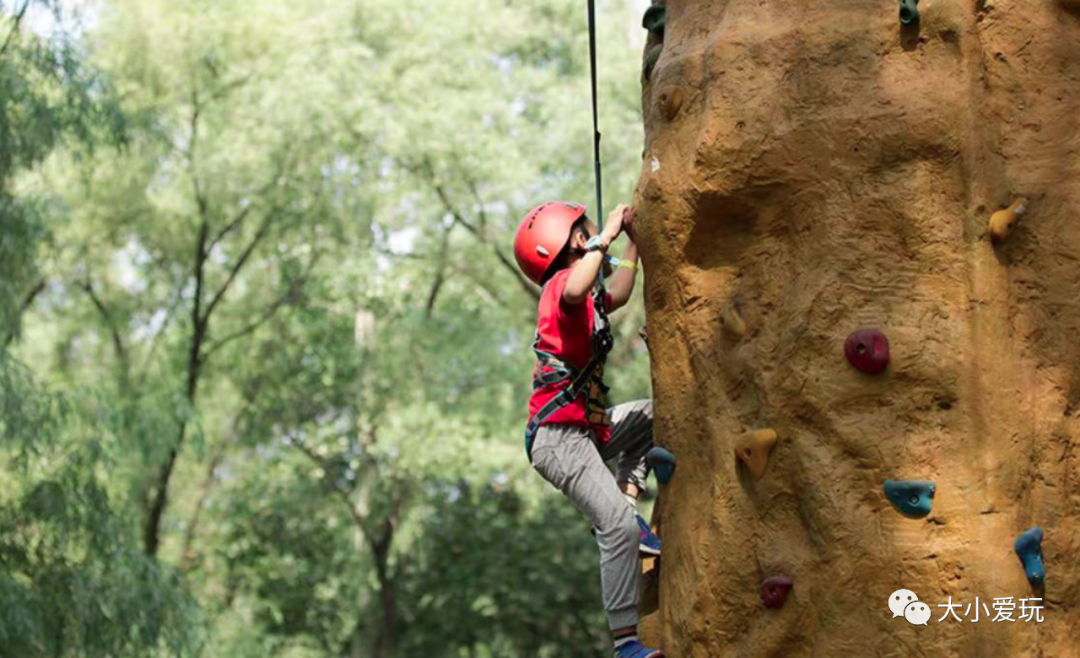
[
  {"x1": 9, "y1": 0, "x2": 656, "y2": 655},
  {"x1": 24, "y1": 0, "x2": 377, "y2": 556},
  {"x1": 2, "y1": 7, "x2": 195, "y2": 655}
]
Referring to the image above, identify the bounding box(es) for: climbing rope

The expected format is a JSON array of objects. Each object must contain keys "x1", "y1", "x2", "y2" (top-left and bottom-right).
[{"x1": 586, "y1": 0, "x2": 604, "y2": 286}]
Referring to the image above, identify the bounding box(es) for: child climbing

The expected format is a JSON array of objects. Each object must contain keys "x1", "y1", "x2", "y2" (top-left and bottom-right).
[{"x1": 513, "y1": 201, "x2": 664, "y2": 658}]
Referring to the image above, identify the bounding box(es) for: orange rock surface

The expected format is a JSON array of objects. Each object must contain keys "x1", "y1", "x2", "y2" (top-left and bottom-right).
[{"x1": 634, "y1": 1, "x2": 1080, "y2": 655}]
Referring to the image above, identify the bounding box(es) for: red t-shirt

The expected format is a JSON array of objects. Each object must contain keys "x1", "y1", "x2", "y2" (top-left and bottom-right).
[{"x1": 527, "y1": 269, "x2": 613, "y2": 445}]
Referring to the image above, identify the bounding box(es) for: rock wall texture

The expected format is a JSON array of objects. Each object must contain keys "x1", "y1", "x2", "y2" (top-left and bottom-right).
[{"x1": 634, "y1": 1, "x2": 1080, "y2": 656}]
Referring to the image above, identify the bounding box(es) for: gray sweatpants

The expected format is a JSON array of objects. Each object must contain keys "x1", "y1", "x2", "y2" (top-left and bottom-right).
[{"x1": 530, "y1": 399, "x2": 654, "y2": 630}]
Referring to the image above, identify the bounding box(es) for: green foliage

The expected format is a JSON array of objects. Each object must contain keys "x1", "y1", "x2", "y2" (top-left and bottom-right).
[
  {"x1": 0, "y1": 0, "x2": 124, "y2": 339},
  {"x1": 5, "y1": 0, "x2": 655, "y2": 655},
  {"x1": 398, "y1": 482, "x2": 609, "y2": 658},
  {"x1": 208, "y1": 454, "x2": 364, "y2": 655},
  {"x1": 0, "y1": 355, "x2": 201, "y2": 658}
]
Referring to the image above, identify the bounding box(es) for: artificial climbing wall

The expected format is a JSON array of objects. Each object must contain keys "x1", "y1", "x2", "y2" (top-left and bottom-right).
[{"x1": 634, "y1": 0, "x2": 1080, "y2": 655}]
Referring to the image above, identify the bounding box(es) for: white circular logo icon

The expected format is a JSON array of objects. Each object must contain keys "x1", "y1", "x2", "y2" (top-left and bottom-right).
[
  {"x1": 888, "y1": 589, "x2": 919, "y2": 618},
  {"x1": 904, "y1": 601, "x2": 931, "y2": 626}
]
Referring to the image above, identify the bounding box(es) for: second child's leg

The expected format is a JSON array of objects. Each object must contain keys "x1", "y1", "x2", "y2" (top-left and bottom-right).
[
  {"x1": 601, "y1": 400, "x2": 661, "y2": 557},
  {"x1": 601, "y1": 399, "x2": 654, "y2": 494}
]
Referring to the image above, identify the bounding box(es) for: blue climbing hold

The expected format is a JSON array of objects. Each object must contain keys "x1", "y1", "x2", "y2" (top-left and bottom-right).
[
  {"x1": 647, "y1": 446, "x2": 676, "y2": 485},
  {"x1": 883, "y1": 480, "x2": 936, "y2": 519},
  {"x1": 1014, "y1": 526, "x2": 1045, "y2": 587}
]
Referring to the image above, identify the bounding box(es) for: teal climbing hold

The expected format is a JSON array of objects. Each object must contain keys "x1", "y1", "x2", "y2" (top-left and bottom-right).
[
  {"x1": 899, "y1": 0, "x2": 920, "y2": 25},
  {"x1": 1014, "y1": 526, "x2": 1045, "y2": 587},
  {"x1": 883, "y1": 480, "x2": 935, "y2": 519},
  {"x1": 643, "y1": 4, "x2": 666, "y2": 36},
  {"x1": 647, "y1": 446, "x2": 676, "y2": 484}
]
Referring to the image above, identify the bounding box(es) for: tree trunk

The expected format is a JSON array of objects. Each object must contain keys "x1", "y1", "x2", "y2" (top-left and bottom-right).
[
  {"x1": 637, "y1": 1, "x2": 1080, "y2": 656},
  {"x1": 143, "y1": 423, "x2": 184, "y2": 556},
  {"x1": 144, "y1": 304, "x2": 204, "y2": 555},
  {"x1": 373, "y1": 546, "x2": 395, "y2": 658}
]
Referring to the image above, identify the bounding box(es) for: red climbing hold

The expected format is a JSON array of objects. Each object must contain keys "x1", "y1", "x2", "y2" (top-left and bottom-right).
[
  {"x1": 760, "y1": 576, "x2": 794, "y2": 609},
  {"x1": 844, "y1": 328, "x2": 890, "y2": 374}
]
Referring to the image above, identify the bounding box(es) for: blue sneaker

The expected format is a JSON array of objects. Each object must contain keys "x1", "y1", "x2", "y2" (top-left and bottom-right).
[
  {"x1": 614, "y1": 639, "x2": 664, "y2": 658},
  {"x1": 636, "y1": 513, "x2": 662, "y2": 557}
]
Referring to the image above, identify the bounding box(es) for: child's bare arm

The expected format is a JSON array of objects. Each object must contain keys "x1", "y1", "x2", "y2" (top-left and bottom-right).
[
  {"x1": 563, "y1": 205, "x2": 628, "y2": 304},
  {"x1": 607, "y1": 239, "x2": 638, "y2": 311},
  {"x1": 563, "y1": 251, "x2": 606, "y2": 305}
]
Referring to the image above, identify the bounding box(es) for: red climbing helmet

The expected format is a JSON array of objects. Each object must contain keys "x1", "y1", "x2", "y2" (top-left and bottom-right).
[{"x1": 513, "y1": 201, "x2": 587, "y2": 285}]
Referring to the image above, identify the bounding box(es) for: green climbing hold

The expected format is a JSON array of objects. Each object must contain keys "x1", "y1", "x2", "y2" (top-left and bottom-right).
[
  {"x1": 643, "y1": 4, "x2": 666, "y2": 36},
  {"x1": 644, "y1": 44, "x2": 663, "y2": 82},
  {"x1": 899, "y1": 0, "x2": 920, "y2": 26}
]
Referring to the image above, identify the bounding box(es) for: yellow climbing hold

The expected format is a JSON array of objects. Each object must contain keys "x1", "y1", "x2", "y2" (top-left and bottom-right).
[
  {"x1": 658, "y1": 87, "x2": 685, "y2": 122},
  {"x1": 721, "y1": 304, "x2": 747, "y2": 338},
  {"x1": 988, "y1": 198, "x2": 1028, "y2": 243},
  {"x1": 735, "y1": 429, "x2": 778, "y2": 479}
]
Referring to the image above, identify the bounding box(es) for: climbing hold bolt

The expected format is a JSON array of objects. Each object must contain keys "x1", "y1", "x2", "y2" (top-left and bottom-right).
[
  {"x1": 643, "y1": 44, "x2": 663, "y2": 82},
  {"x1": 1014, "y1": 526, "x2": 1045, "y2": 587},
  {"x1": 899, "y1": 0, "x2": 920, "y2": 25},
  {"x1": 647, "y1": 446, "x2": 677, "y2": 485},
  {"x1": 760, "y1": 576, "x2": 794, "y2": 609},
  {"x1": 988, "y1": 198, "x2": 1028, "y2": 243},
  {"x1": 734, "y1": 429, "x2": 778, "y2": 479},
  {"x1": 883, "y1": 480, "x2": 936, "y2": 519},
  {"x1": 844, "y1": 328, "x2": 890, "y2": 375},
  {"x1": 642, "y1": 4, "x2": 666, "y2": 36}
]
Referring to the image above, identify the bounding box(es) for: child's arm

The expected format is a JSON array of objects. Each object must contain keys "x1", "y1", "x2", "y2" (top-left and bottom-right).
[
  {"x1": 563, "y1": 205, "x2": 627, "y2": 305},
  {"x1": 607, "y1": 239, "x2": 638, "y2": 311}
]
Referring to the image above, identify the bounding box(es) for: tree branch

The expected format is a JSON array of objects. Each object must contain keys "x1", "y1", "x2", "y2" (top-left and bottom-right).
[
  {"x1": 424, "y1": 226, "x2": 452, "y2": 318},
  {"x1": 188, "y1": 94, "x2": 210, "y2": 228},
  {"x1": 190, "y1": 220, "x2": 209, "y2": 386},
  {"x1": 3, "y1": 278, "x2": 45, "y2": 347},
  {"x1": 135, "y1": 280, "x2": 185, "y2": 384},
  {"x1": 431, "y1": 183, "x2": 539, "y2": 301},
  {"x1": 202, "y1": 281, "x2": 297, "y2": 359},
  {"x1": 201, "y1": 215, "x2": 273, "y2": 325},
  {"x1": 144, "y1": 176, "x2": 210, "y2": 556},
  {"x1": 82, "y1": 279, "x2": 130, "y2": 386},
  {"x1": 207, "y1": 203, "x2": 254, "y2": 252},
  {"x1": 0, "y1": 0, "x2": 31, "y2": 61},
  {"x1": 466, "y1": 178, "x2": 488, "y2": 237},
  {"x1": 207, "y1": 170, "x2": 284, "y2": 253},
  {"x1": 290, "y1": 440, "x2": 367, "y2": 532}
]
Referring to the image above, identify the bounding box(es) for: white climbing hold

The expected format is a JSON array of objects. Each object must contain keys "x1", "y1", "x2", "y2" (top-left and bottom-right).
[{"x1": 651, "y1": 156, "x2": 661, "y2": 172}]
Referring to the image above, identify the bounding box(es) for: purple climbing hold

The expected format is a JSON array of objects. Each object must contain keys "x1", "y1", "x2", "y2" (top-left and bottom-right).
[
  {"x1": 760, "y1": 576, "x2": 794, "y2": 609},
  {"x1": 844, "y1": 328, "x2": 890, "y2": 374}
]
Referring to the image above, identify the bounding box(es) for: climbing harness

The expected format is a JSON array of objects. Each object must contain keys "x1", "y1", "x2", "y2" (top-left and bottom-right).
[
  {"x1": 524, "y1": 284, "x2": 614, "y2": 461},
  {"x1": 522, "y1": 0, "x2": 615, "y2": 461}
]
